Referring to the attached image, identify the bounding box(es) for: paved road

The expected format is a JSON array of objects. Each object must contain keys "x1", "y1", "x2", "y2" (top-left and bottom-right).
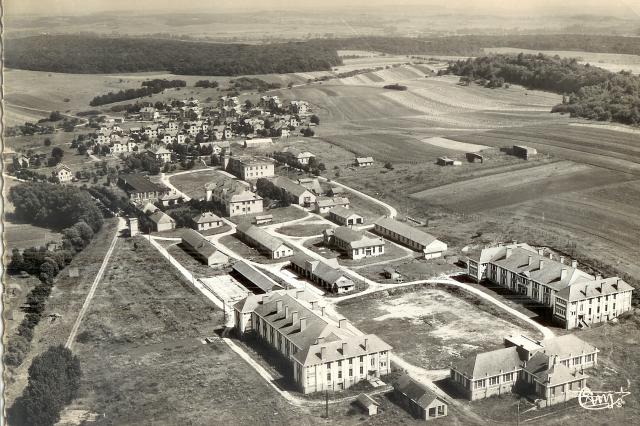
[
  {"x1": 317, "y1": 176, "x2": 397, "y2": 218},
  {"x1": 6, "y1": 103, "x2": 89, "y2": 128},
  {"x1": 65, "y1": 217, "x2": 126, "y2": 349}
]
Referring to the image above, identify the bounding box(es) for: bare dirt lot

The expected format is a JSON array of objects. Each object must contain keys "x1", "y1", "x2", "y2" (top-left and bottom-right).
[{"x1": 338, "y1": 287, "x2": 541, "y2": 370}]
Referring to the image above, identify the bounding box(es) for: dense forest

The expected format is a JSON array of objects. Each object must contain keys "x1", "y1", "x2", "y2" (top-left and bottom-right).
[
  {"x1": 5, "y1": 35, "x2": 342, "y2": 75},
  {"x1": 446, "y1": 53, "x2": 640, "y2": 125},
  {"x1": 90, "y1": 78, "x2": 186, "y2": 106},
  {"x1": 6, "y1": 34, "x2": 640, "y2": 76}
]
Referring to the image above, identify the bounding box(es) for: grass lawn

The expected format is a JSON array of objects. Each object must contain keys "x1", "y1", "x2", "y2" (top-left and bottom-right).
[
  {"x1": 337, "y1": 286, "x2": 541, "y2": 371},
  {"x1": 276, "y1": 222, "x2": 330, "y2": 237},
  {"x1": 168, "y1": 168, "x2": 230, "y2": 199}
]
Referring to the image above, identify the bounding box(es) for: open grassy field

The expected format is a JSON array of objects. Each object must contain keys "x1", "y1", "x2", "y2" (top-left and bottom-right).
[
  {"x1": 168, "y1": 168, "x2": 232, "y2": 200},
  {"x1": 338, "y1": 287, "x2": 541, "y2": 371}
]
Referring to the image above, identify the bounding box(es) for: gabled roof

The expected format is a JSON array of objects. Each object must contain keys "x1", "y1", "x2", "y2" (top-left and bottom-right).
[
  {"x1": 356, "y1": 393, "x2": 378, "y2": 409},
  {"x1": 328, "y1": 227, "x2": 384, "y2": 250},
  {"x1": 120, "y1": 174, "x2": 166, "y2": 193},
  {"x1": 538, "y1": 334, "x2": 598, "y2": 359},
  {"x1": 181, "y1": 229, "x2": 219, "y2": 258},
  {"x1": 556, "y1": 277, "x2": 633, "y2": 302},
  {"x1": 237, "y1": 223, "x2": 291, "y2": 252},
  {"x1": 149, "y1": 210, "x2": 175, "y2": 225},
  {"x1": 524, "y1": 352, "x2": 588, "y2": 386},
  {"x1": 329, "y1": 206, "x2": 362, "y2": 220},
  {"x1": 394, "y1": 374, "x2": 442, "y2": 408},
  {"x1": 374, "y1": 217, "x2": 440, "y2": 247},
  {"x1": 192, "y1": 212, "x2": 222, "y2": 224},
  {"x1": 452, "y1": 346, "x2": 523, "y2": 378},
  {"x1": 356, "y1": 157, "x2": 374, "y2": 164},
  {"x1": 293, "y1": 334, "x2": 391, "y2": 367},
  {"x1": 53, "y1": 163, "x2": 71, "y2": 173},
  {"x1": 271, "y1": 176, "x2": 315, "y2": 198},
  {"x1": 232, "y1": 261, "x2": 282, "y2": 293},
  {"x1": 316, "y1": 196, "x2": 350, "y2": 208}
]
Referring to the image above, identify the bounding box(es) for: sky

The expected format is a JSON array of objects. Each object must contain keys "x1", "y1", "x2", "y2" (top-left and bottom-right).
[{"x1": 4, "y1": 0, "x2": 640, "y2": 17}]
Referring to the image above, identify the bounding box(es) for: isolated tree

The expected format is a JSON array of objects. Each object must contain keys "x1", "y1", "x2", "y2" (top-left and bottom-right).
[
  {"x1": 310, "y1": 114, "x2": 320, "y2": 125},
  {"x1": 43, "y1": 138, "x2": 52, "y2": 147},
  {"x1": 51, "y1": 147, "x2": 64, "y2": 163}
]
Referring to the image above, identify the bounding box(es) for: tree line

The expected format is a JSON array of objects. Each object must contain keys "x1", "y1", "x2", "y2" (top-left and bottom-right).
[
  {"x1": 90, "y1": 78, "x2": 187, "y2": 106},
  {"x1": 445, "y1": 53, "x2": 640, "y2": 125}
]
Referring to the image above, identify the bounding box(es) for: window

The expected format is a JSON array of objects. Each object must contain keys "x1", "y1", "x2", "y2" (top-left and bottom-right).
[
  {"x1": 327, "y1": 372, "x2": 331, "y2": 381},
  {"x1": 338, "y1": 371, "x2": 342, "y2": 379},
  {"x1": 489, "y1": 376, "x2": 499, "y2": 386},
  {"x1": 349, "y1": 358, "x2": 353, "y2": 365},
  {"x1": 475, "y1": 379, "x2": 486, "y2": 389},
  {"x1": 360, "y1": 366, "x2": 363, "y2": 375},
  {"x1": 503, "y1": 373, "x2": 513, "y2": 382},
  {"x1": 338, "y1": 361, "x2": 342, "y2": 367},
  {"x1": 349, "y1": 369, "x2": 353, "y2": 377},
  {"x1": 371, "y1": 358, "x2": 375, "y2": 366}
]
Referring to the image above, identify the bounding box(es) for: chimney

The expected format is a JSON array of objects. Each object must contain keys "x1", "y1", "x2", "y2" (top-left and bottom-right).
[
  {"x1": 539, "y1": 260, "x2": 545, "y2": 270},
  {"x1": 310, "y1": 300, "x2": 317, "y2": 309},
  {"x1": 505, "y1": 247, "x2": 513, "y2": 258},
  {"x1": 363, "y1": 338, "x2": 368, "y2": 351},
  {"x1": 548, "y1": 252, "x2": 553, "y2": 260},
  {"x1": 559, "y1": 256, "x2": 565, "y2": 264},
  {"x1": 596, "y1": 274, "x2": 602, "y2": 280},
  {"x1": 285, "y1": 306, "x2": 290, "y2": 319},
  {"x1": 613, "y1": 278, "x2": 620, "y2": 290},
  {"x1": 341, "y1": 342, "x2": 347, "y2": 354},
  {"x1": 512, "y1": 240, "x2": 518, "y2": 245},
  {"x1": 291, "y1": 311, "x2": 299, "y2": 325},
  {"x1": 276, "y1": 300, "x2": 283, "y2": 313},
  {"x1": 537, "y1": 248, "x2": 544, "y2": 256},
  {"x1": 320, "y1": 307, "x2": 325, "y2": 316},
  {"x1": 338, "y1": 319, "x2": 347, "y2": 328},
  {"x1": 571, "y1": 259, "x2": 578, "y2": 268},
  {"x1": 320, "y1": 346, "x2": 326, "y2": 360},
  {"x1": 296, "y1": 290, "x2": 304, "y2": 299},
  {"x1": 205, "y1": 188, "x2": 213, "y2": 202},
  {"x1": 261, "y1": 295, "x2": 269, "y2": 303},
  {"x1": 300, "y1": 317, "x2": 307, "y2": 331},
  {"x1": 552, "y1": 355, "x2": 558, "y2": 366},
  {"x1": 317, "y1": 336, "x2": 325, "y2": 345},
  {"x1": 561, "y1": 268, "x2": 568, "y2": 280},
  {"x1": 528, "y1": 255, "x2": 533, "y2": 266}
]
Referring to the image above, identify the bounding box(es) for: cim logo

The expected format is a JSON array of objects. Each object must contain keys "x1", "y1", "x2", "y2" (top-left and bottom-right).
[{"x1": 578, "y1": 387, "x2": 630, "y2": 410}]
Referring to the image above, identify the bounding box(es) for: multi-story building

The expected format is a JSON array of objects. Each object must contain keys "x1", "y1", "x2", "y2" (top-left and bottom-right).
[
  {"x1": 373, "y1": 218, "x2": 447, "y2": 259},
  {"x1": 465, "y1": 243, "x2": 633, "y2": 328},
  {"x1": 323, "y1": 227, "x2": 385, "y2": 260},
  {"x1": 52, "y1": 163, "x2": 73, "y2": 183},
  {"x1": 206, "y1": 181, "x2": 264, "y2": 217},
  {"x1": 233, "y1": 290, "x2": 392, "y2": 394},
  {"x1": 270, "y1": 176, "x2": 316, "y2": 207},
  {"x1": 224, "y1": 155, "x2": 275, "y2": 181},
  {"x1": 450, "y1": 334, "x2": 598, "y2": 407},
  {"x1": 118, "y1": 174, "x2": 170, "y2": 204}
]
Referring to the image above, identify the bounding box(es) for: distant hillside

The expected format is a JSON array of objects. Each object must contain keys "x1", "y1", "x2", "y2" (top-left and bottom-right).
[
  {"x1": 4, "y1": 35, "x2": 342, "y2": 75},
  {"x1": 5, "y1": 34, "x2": 640, "y2": 75}
]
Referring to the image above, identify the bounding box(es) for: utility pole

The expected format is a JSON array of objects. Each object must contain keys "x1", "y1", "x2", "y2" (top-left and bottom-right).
[
  {"x1": 325, "y1": 389, "x2": 329, "y2": 419},
  {"x1": 517, "y1": 398, "x2": 520, "y2": 426}
]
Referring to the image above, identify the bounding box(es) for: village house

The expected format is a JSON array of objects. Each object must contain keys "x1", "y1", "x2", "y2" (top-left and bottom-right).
[
  {"x1": 279, "y1": 147, "x2": 316, "y2": 165},
  {"x1": 271, "y1": 176, "x2": 317, "y2": 207},
  {"x1": 450, "y1": 334, "x2": 598, "y2": 407},
  {"x1": 233, "y1": 290, "x2": 392, "y2": 394},
  {"x1": 290, "y1": 100, "x2": 310, "y2": 115},
  {"x1": 191, "y1": 212, "x2": 224, "y2": 231},
  {"x1": 118, "y1": 174, "x2": 170, "y2": 204},
  {"x1": 140, "y1": 107, "x2": 159, "y2": 121},
  {"x1": 158, "y1": 192, "x2": 184, "y2": 207},
  {"x1": 290, "y1": 253, "x2": 355, "y2": 293},
  {"x1": 373, "y1": 218, "x2": 447, "y2": 259},
  {"x1": 355, "y1": 157, "x2": 374, "y2": 167},
  {"x1": 110, "y1": 140, "x2": 137, "y2": 155},
  {"x1": 236, "y1": 223, "x2": 295, "y2": 259},
  {"x1": 328, "y1": 206, "x2": 364, "y2": 226},
  {"x1": 146, "y1": 147, "x2": 172, "y2": 164},
  {"x1": 181, "y1": 229, "x2": 228, "y2": 266},
  {"x1": 148, "y1": 210, "x2": 176, "y2": 232},
  {"x1": 206, "y1": 181, "x2": 264, "y2": 217},
  {"x1": 12, "y1": 154, "x2": 30, "y2": 169},
  {"x1": 297, "y1": 177, "x2": 322, "y2": 195},
  {"x1": 393, "y1": 374, "x2": 448, "y2": 421},
  {"x1": 52, "y1": 163, "x2": 73, "y2": 183},
  {"x1": 315, "y1": 196, "x2": 350, "y2": 214},
  {"x1": 176, "y1": 134, "x2": 187, "y2": 144},
  {"x1": 225, "y1": 155, "x2": 275, "y2": 180},
  {"x1": 465, "y1": 243, "x2": 633, "y2": 327},
  {"x1": 323, "y1": 227, "x2": 385, "y2": 260}
]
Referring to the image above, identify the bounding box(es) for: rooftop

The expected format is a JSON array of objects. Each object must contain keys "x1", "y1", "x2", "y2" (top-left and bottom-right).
[
  {"x1": 237, "y1": 223, "x2": 290, "y2": 252},
  {"x1": 232, "y1": 261, "x2": 282, "y2": 293},
  {"x1": 374, "y1": 217, "x2": 440, "y2": 247},
  {"x1": 181, "y1": 229, "x2": 219, "y2": 258},
  {"x1": 394, "y1": 374, "x2": 441, "y2": 408}
]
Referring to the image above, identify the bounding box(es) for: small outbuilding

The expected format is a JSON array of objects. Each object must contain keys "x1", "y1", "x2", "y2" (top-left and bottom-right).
[
  {"x1": 383, "y1": 267, "x2": 402, "y2": 282},
  {"x1": 437, "y1": 157, "x2": 462, "y2": 166},
  {"x1": 328, "y1": 206, "x2": 364, "y2": 226},
  {"x1": 393, "y1": 374, "x2": 448, "y2": 421},
  {"x1": 181, "y1": 229, "x2": 228, "y2": 266},
  {"x1": 149, "y1": 210, "x2": 176, "y2": 232},
  {"x1": 355, "y1": 393, "x2": 379, "y2": 416},
  {"x1": 355, "y1": 156, "x2": 374, "y2": 167},
  {"x1": 192, "y1": 212, "x2": 224, "y2": 231},
  {"x1": 512, "y1": 145, "x2": 537, "y2": 160},
  {"x1": 253, "y1": 214, "x2": 273, "y2": 225}
]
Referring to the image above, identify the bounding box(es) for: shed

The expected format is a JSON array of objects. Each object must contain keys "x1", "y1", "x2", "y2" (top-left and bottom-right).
[
  {"x1": 437, "y1": 157, "x2": 462, "y2": 166},
  {"x1": 356, "y1": 393, "x2": 379, "y2": 416},
  {"x1": 254, "y1": 214, "x2": 273, "y2": 225},
  {"x1": 393, "y1": 374, "x2": 447, "y2": 421},
  {"x1": 383, "y1": 267, "x2": 402, "y2": 281},
  {"x1": 232, "y1": 261, "x2": 283, "y2": 294},
  {"x1": 513, "y1": 145, "x2": 537, "y2": 160},
  {"x1": 465, "y1": 152, "x2": 484, "y2": 163}
]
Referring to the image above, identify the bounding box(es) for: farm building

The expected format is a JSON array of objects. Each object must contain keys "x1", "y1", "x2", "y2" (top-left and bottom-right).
[
  {"x1": 450, "y1": 334, "x2": 597, "y2": 407},
  {"x1": 206, "y1": 181, "x2": 263, "y2": 217},
  {"x1": 356, "y1": 394, "x2": 379, "y2": 416},
  {"x1": 233, "y1": 289, "x2": 392, "y2": 394},
  {"x1": 271, "y1": 176, "x2": 317, "y2": 207},
  {"x1": 465, "y1": 242, "x2": 633, "y2": 328},
  {"x1": 393, "y1": 374, "x2": 447, "y2": 421},
  {"x1": 52, "y1": 163, "x2": 73, "y2": 183},
  {"x1": 315, "y1": 196, "x2": 350, "y2": 214},
  {"x1": 118, "y1": 174, "x2": 170, "y2": 204},
  {"x1": 158, "y1": 192, "x2": 184, "y2": 207},
  {"x1": 383, "y1": 267, "x2": 402, "y2": 282},
  {"x1": 328, "y1": 206, "x2": 364, "y2": 226},
  {"x1": 236, "y1": 223, "x2": 294, "y2": 259},
  {"x1": 323, "y1": 227, "x2": 385, "y2": 260},
  {"x1": 290, "y1": 253, "x2": 355, "y2": 293},
  {"x1": 279, "y1": 147, "x2": 316, "y2": 165},
  {"x1": 355, "y1": 157, "x2": 374, "y2": 167},
  {"x1": 328, "y1": 186, "x2": 346, "y2": 196},
  {"x1": 253, "y1": 214, "x2": 273, "y2": 225},
  {"x1": 513, "y1": 145, "x2": 537, "y2": 160},
  {"x1": 465, "y1": 152, "x2": 484, "y2": 163},
  {"x1": 231, "y1": 260, "x2": 283, "y2": 294},
  {"x1": 373, "y1": 218, "x2": 447, "y2": 259},
  {"x1": 181, "y1": 229, "x2": 228, "y2": 266},
  {"x1": 436, "y1": 157, "x2": 462, "y2": 166},
  {"x1": 148, "y1": 210, "x2": 176, "y2": 232},
  {"x1": 191, "y1": 212, "x2": 224, "y2": 231},
  {"x1": 224, "y1": 154, "x2": 275, "y2": 180}
]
